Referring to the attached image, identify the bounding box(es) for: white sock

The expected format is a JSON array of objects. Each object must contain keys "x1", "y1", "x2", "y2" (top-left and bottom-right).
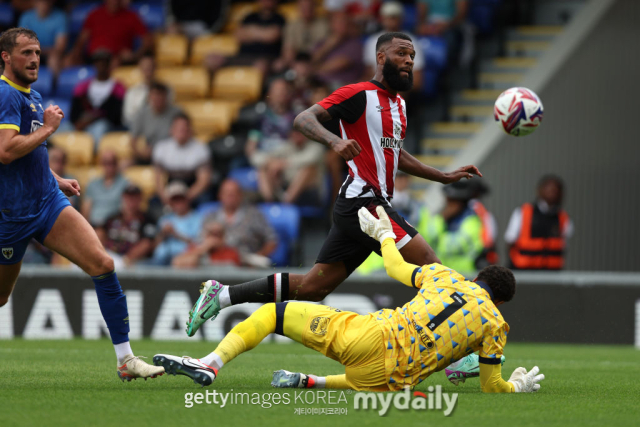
[
  {"x1": 114, "y1": 341, "x2": 133, "y2": 365},
  {"x1": 218, "y1": 286, "x2": 231, "y2": 309},
  {"x1": 200, "y1": 352, "x2": 224, "y2": 370},
  {"x1": 307, "y1": 374, "x2": 326, "y2": 388}
]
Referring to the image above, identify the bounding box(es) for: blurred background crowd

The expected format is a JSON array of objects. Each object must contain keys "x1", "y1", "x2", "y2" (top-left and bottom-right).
[{"x1": 0, "y1": 0, "x2": 573, "y2": 272}]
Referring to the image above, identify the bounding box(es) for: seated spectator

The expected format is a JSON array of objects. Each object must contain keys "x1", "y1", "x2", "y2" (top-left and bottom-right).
[
  {"x1": 417, "y1": 179, "x2": 486, "y2": 273},
  {"x1": 417, "y1": 0, "x2": 468, "y2": 36},
  {"x1": 166, "y1": 0, "x2": 230, "y2": 38},
  {"x1": 122, "y1": 54, "x2": 158, "y2": 128},
  {"x1": 152, "y1": 182, "x2": 204, "y2": 265},
  {"x1": 18, "y1": 0, "x2": 67, "y2": 76},
  {"x1": 81, "y1": 150, "x2": 129, "y2": 227},
  {"x1": 153, "y1": 113, "x2": 212, "y2": 205},
  {"x1": 65, "y1": 0, "x2": 152, "y2": 67},
  {"x1": 391, "y1": 172, "x2": 419, "y2": 221},
  {"x1": 246, "y1": 78, "x2": 295, "y2": 169},
  {"x1": 235, "y1": 0, "x2": 286, "y2": 75},
  {"x1": 68, "y1": 50, "x2": 126, "y2": 147},
  {"x1": 505, "y1": 175, "x2": 573, "y2": 270},
  {"x1": 171, "y1": 219, "x2": 241, "y2": 268},
  {"x1": 288, "y1": 53, "x2": 317, "y2": 114},
  {"x1": 256, "y1": 130, "x2": 325, "y2": 204},
  {"x1": 274, "y1": 0, "x2": 329, "y2": 72},
  {"x1": 96, "y1": 184, "x2": 157, "y2": 268},
  {"x1": 48, "y1": 146, "x2": 79, "y2": 209},
  {"x1": 130, "y1": 82, "x2": 182, "y2": 164},
  {"x1": 323, "y1": 0, "x2": 379, "y2": 32},
  {"x1": 312, "y1": 12, "x2": 364, "y2": 88},
  {"x1": 205, "y1": 179, "x2": 277, "y2": 265}
]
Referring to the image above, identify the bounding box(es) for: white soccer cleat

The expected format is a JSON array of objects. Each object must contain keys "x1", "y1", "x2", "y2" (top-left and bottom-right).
[
  {"x1": 117, "y1": 354, "x2": 165, "y2": 382},
  {"x1": 153, "y1": 354, "x2": 218, "y2": 387}
]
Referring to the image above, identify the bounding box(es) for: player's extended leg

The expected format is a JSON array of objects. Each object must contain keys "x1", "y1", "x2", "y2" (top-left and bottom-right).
[
  {"x1": 399, "y1": 232, "x2": 441, "y2": 266},
  {"x1": 42, "y1": 206, "x2": 163, "y2": 380},
  {"x1": 0, "y1": 261, "x2": 22, "y2": 307}
]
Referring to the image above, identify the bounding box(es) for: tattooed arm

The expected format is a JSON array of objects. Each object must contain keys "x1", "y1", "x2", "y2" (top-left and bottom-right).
[{"x1": 293, "y1": 104, "x2": 362, "y2": 161}]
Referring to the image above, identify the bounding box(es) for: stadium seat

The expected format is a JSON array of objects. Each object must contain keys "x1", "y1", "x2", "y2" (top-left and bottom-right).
[
  {"x1": 212, "y1": 67, "x2": 262, "y2": 103},
  {"x1": 402, "y1": 4, "x2": 418, "y2": 32},
  {"x1": 155, "y1": 34, "x2": 189, "y2": 66},
  {"x1": 123, "y1": 166, "x2": 159, "y2": 200},
  {"x1": 468, "y1": 0, "x2": 502, "y2": 36},
  {"x1": 191, "y1": 34, "x2": 240, "y2": 64},
  {"x1": 277, "y1": 3, "x2": 299, "y2": 22},
  {"x1": 179, "y1": 100, "x2": 236, "y2": 139},
  {"x1": 49, "y1": 132, "x2": 94, "y2": 166},
  {"x1": 70, "y1": 2, "x2": 100, "y2": 35},
  {"x1": 156, "y1": 67, "x2": 209, "y2": 100},
  {"x1": 56, "y1": 66, "x2": 95, "y2": 98},
  {"x1": 97, "y1": 132, "x2": 135, "y2": 163},
  {"x1": 228, "y1": 167, "x2": 258, "y2": 192},
  {"x1": 42, "y1": 98, "x2": 72, "y2": 122},
  {"x1": 112, "y1": 66, "x2": 143, "y2": 88},
  {"x1": 131, "y1": 3, "x2": 165, "y2": 31},
  {"x1": 66, "y1": 166, "x2": 104, "y2": 189},
  {"x1": 222, "y1": 2, "x2": 258, "y2": 33},
  {"x1": 0, "y1": 4, "x2": 14, "y2": 27},
  {"x1": 258, "y1": 203, "x2": 301, "y2": 267},
  {"x1": 418, "y1": 37, "x2": 448, "y2": 72},
  {"x1": 30, "y1": 67, "x2": 53, "y2": 97}
]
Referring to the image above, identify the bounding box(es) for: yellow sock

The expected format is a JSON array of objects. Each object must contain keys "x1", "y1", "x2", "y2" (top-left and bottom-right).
[{"x1": 213, "y1": 303, "x2": 276, "y2": 364}]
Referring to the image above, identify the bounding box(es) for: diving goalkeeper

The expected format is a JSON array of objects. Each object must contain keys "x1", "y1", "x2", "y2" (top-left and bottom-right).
[{"x1": 154, "y1": 207, "x2": 544, "y2": 393}]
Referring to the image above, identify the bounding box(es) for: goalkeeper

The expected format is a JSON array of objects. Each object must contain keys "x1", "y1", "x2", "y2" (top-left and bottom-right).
[{"x1": 154, "y1": 207, "x2": 544, "y2": 393}]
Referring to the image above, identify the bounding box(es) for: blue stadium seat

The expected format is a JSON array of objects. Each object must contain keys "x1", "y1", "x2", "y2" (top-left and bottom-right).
[
  {"x1": 402, "y1": 4, "x2": 418, "y2": 33},
  {"x1": 417, "y1": 36, "x2": 449, "y2": 72},
  {"x1": 422, "y1": 68, "x2": 440, "y2": 98},
  {"x1": 259, "y1": 204, "x2": 300, "y2": 267},
  {"x1": 0, "y1": 3, "x2": 14, "y2": 27},
  {"x1": 228, "y1": 167, "x2": 258, "y2": 192},
  {"x1": 56, "y1": 66, "x2": 95, "y2": 98},
  {"x1": 70, "y1": 2, "x2": 100, "y2": 35},
  {"x1": 31, "y1": 67, "x2": 53, "y2": 97},
  {"x1": 469, "y1": 0, "x2": 502, "y2": 35},
  {"x1": 132, "y1": 3, "x2": 165, "y2": 31},
  {"x1": 42, "y1": 98, "x2": 72, "y2": 122}
]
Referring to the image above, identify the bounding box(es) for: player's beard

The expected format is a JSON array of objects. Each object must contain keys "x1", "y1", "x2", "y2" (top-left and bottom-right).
[
  {"x1": 382, "y1": 59, "x2": 413, "y2": 92},
  {"x1": 12, "y1": 62, "x2": 38, "y2": 85}
]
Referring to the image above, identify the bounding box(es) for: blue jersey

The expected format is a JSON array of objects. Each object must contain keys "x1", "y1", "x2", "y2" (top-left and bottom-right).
[{"x1": 0, "y1": 75, "x2": 58, "y2": 222}]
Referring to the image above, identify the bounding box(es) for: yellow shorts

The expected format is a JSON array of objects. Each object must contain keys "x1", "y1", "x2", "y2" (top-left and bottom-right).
[{"x1": 282, "y1": 302, "x2": 390, "y2": 392}]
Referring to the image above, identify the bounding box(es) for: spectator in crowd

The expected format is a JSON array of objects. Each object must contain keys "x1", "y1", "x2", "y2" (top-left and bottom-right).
[
  {"x1": 96, "y1": 184, "x2": 157, "y2": 268},
  {"x1": 152, "y1": 181, "x2": 204, "y2": 265},
  {"x1": 363, "y1": 1, "x2": 423, "y2": 90},
  {"x1": 81, "y1": 150, "x2": 129, "y2": 227},
  {"x1": 171, "y1": 219, "x2": 241, "y2": 268},
  {"x1": 18, "y1": 0, "x2": 67, "y2": 76},
  {"x1": 390, "y1": 172, "x2": 419, "y2": 221},
  {"x1": 255, "y1": 129, "x2": 325, "y2": 205},
  {"x1": 48, "y1": 146, "x2": 79, "y2": 209},
  {"x1": 287, "y1": 53, "x2": 318, "y2": 114},
  {"x1": 235, "y1": 0, "x2": 286, "y2": 75},
  {"x1": 68, "y1": 50, "x2": 126, "y2": 147},
  {"x1": 505, "y1": 175, "x2": 573, "y2": 270},
  {"x1": 152, "y1": 113, "x2": 212, "y2": 205},
  {"x1": 122, "y1": 54, "x2": 157, "y2": 128},
  {"x1": 246, "y1": 78, "x2": 295, "y2": 170},
  {"x1": 65, "y1": 0, "x2": 151, "y2": 66},
  {"x1": 166, "y1": 0, "x2": 230, "y2": 38},
  {"x1": 206, "y1": 179, "x2": 278, "y2": 266},
  {"x1": 417, "y1": 179, "x2": 486, "y2": 273},
  {"x1": 468, "y1": 178, "x2": 498, "y2": 266},
  {"x1": 129, "y1": 82, "x2": 182, "y2": 164},
  {"x1": 312, "y1": 11, "x2": 364, "y2": 88},
  {"x1": 323, "y1": 0, "x2": 379, "y2": 33},
  {"x1": 416, "y1": 0, "x2": 469, "y2": 66},
  {"x1": 275, "y1": 0, "x2": 329, "y2": 71}
]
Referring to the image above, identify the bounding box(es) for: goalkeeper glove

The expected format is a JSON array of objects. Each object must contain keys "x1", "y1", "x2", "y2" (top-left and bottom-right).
[
  {"x1": 508, "y1": 366, "x2": 545, "y2": 392},
  {"x1": 358, "y1": 206, "x2": 397, "y2": 242}
]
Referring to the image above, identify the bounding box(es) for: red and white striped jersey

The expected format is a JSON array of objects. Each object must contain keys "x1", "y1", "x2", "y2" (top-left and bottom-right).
[{"x1": 318, "y1": 80, "x2": 407, "y2": 202}]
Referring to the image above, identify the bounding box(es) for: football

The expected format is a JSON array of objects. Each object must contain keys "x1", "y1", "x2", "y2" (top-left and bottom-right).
[{"x1": 494, "y1": 87, "x2": 544, "y2": 136}]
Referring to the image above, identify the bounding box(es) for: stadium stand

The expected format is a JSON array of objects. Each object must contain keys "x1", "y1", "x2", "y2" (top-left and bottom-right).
[{"x1": 49, "y1": 132, "x2": 94, "y2": 167}]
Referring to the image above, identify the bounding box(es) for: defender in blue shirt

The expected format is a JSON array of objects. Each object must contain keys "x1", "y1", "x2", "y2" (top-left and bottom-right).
[{"x1": 0, "y1": 28, "x2": 163, "y2": 381}]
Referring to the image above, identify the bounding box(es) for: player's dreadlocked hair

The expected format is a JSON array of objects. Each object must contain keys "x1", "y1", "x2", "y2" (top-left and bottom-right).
[
  {"x1": 477, "y1": 265, "x2": 516, "y2": 302},
  {"x1": 0, "y1": 28, "x2": 39, "y2": 71},
  {"x1": 376, "y1": 32, "x2": 412, "y2": 52}
]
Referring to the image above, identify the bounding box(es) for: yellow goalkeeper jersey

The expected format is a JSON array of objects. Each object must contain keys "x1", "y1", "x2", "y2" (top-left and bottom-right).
[{"x1": 373, "y1": 263, "x2": 509, "y2": 390}]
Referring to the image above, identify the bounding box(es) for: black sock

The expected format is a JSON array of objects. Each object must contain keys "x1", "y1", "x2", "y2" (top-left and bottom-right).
[{"x1": 229, "y1": 273, "x2": 290, "y2": 305}]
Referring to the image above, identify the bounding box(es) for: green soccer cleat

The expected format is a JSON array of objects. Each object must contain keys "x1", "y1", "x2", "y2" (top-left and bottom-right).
[
  {"x1": 271, "y1": 370, "x2": 308, "y2": 388},
  {"x1": 445, "y1": 353, "x2": 506, "y2": 385},
  {"x1": 185, "y1": 280, "x2": 224, "y2": 337}
]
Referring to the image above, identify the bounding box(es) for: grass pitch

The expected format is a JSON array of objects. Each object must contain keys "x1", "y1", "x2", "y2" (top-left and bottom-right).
[{"x1": 1, "y1": 339, "x2": 638, "y2": 427}]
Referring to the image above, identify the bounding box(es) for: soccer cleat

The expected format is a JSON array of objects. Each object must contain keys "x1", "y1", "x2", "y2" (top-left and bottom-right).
[
  {"x1": 445, "y1": 354, "x2": 506, "y2": 385},
  {"x1": 117, "y1": 354, "x2": 165, "y2": 382},
  {"x1": 271, "y1": 370, "x2": 309, "y2": 388},
  {"x1": 186, "y1": 280, "x2": 224, "y2": 337},
  {"x1": 153, "y1": 354, "x2": 218, "y2": 387}
]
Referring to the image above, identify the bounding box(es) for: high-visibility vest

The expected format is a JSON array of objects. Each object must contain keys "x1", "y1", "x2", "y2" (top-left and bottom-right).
[
  {"x1": 470, "y1": 200, "x2": 499, "y2": 265},
  {"x1": 509, "y1": 202, "x2": 569, "y2": 270}
]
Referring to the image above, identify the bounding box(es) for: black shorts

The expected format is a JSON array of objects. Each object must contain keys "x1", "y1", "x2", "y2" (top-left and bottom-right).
[{"x1": 315, "y1": 197, "x2": 418, "y2": 275}]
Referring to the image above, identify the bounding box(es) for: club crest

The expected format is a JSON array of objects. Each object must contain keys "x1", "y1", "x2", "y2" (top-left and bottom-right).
[{"x1": 2, "y1": 247, "x2": 13, "y2": 260}]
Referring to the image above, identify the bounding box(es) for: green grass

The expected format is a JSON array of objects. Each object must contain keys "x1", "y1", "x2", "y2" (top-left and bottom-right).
[{"x1": 1, "y1": 340, "x2": 639, "y2": 427}]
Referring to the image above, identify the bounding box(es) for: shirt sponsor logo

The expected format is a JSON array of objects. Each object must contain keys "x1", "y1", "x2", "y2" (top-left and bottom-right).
[
  {"x1": 31, "y1": 120, "x2": 42, "y2": 133},
  {"x1": 380, "y1": 137, "x2": 404, "y2": 149},
  {"x1": 309, "y1": 316, "x2": 330, "y2": 336}
]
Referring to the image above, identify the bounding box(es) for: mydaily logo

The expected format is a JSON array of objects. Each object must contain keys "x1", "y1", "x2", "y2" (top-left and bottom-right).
[{"x1": 354, "y1": 385, "x2": 458, "y2": 416}]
